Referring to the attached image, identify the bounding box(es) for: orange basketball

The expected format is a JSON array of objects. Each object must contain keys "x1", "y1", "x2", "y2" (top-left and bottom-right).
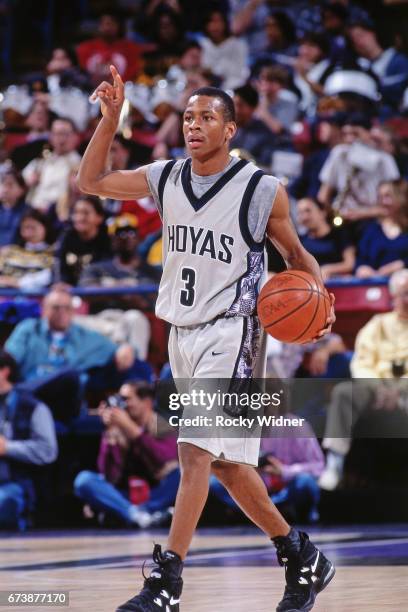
[{"x1": 257, "y1": 270, "x2": 331, "y2": 343}]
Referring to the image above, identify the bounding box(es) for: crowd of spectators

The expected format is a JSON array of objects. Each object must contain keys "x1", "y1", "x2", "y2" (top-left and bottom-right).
[
  {"x1": 0, "y1": 0, "x2": 408, "y2": 529},
  {"x1": 0, "y1": 1, "x2": 406, "y2": 296}
]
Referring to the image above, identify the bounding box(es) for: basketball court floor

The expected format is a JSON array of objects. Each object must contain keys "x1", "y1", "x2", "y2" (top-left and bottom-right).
[{"x1": 0, "y1": 525, "x2": 407, "y2": 611}]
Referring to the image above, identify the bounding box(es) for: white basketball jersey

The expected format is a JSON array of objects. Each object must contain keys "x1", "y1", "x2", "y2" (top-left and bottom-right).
[{"x1": 155, "y1": 158, "x2": 277, "y2": 326}]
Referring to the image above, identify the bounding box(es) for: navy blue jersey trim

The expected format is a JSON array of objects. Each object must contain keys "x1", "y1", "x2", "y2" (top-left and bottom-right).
[
  {"x1": 239, "y1": 169, "x2": 265, "y2": 251},
  {"x1": 228, "y1": 251, "x2": 251, "y2": 312},
  {"x1": 231, "y1": 316, "x2": 247, "y2": 380},
  {"x1": 226, "y1": 250, "x2": 264, "y2": 317},
  {"x1": 181, "y1": 158, "x2": 249, "y2": 212},
  {"x1": 158, "y1": 160, "x2": 177, "y2": 213}
]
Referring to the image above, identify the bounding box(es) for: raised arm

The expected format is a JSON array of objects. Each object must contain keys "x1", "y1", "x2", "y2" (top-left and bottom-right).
[
  {"x1": 76, "y1": 65, "x2": 152, "y2": 200},
  {"x1": 266, "y1": 183, "x2": 336, "y2": 336}
]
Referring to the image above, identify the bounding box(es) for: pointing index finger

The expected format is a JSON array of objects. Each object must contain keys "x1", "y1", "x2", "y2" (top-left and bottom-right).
[{"x1": 110, "y1": 65, "x2": 124, "y2": 90}]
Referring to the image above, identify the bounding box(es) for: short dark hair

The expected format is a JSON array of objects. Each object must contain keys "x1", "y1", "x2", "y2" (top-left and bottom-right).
[
  {"x1": 189, "y1": 87, "x2": 235, "y2": 122},
  {"x1": 51, "y1": 116, "x2": 77, "y2": 133},
  {"x1": 259, "y1": 64, "x2": 290, "y2": 87},
  {"x1": 18, "y1": 209, "x2": 54, "y2": 245},
  {"x1": 322, "y1": 2, "x2": 349, "y2": 21},
  {"x1": 204, "y1": 9, "x2": 230, "y2": 38},
  {"x1": 75, "y1": 195, "x2": 105, "y2": 218},
  {"x1": 0, "y1": 350, "x2": 18, "y2": 383},
  {"x1": 125, "y1": 381, "x2": 155, "y2": 400},
  {"x1": 300, "y1": 32, "x2": 330, "y2": 57},
  {"x1": 234, "y1": 84, "x2": 259, "y2": 109},
  {"x1": 346, "y1": 112, "x2": 372, "y2": 130},
  {"x1": 180, "y1": 40, "x2": 201, "y2": 56},
  {"x1": 267, "y1": 10, "x2": 296, "y2": 45},
  {"x1": 1, "y1": 168, "x2": 27, "y2": 193}
]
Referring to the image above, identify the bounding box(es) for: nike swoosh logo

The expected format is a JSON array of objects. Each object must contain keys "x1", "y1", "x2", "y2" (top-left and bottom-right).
[
  {"x1": 311, "y1": 551, "x2": 320, "y2": 573},
  {"x1": 211, "y1": 351, "x2": 224, "y2": 356}
]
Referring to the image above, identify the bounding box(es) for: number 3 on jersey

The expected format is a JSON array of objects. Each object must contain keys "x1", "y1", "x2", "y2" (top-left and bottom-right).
[{"x1": 180, "y1": 267, "x2": 196, "y2": 306}]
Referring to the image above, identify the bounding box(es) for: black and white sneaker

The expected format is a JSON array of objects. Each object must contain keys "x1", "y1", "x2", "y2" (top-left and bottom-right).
[
  {"x1": 273, "y1": 528, "x2": 335, "y2": 612},
  {"x1": 116, "y1": 544, "x2": 183, "y2": 611}
]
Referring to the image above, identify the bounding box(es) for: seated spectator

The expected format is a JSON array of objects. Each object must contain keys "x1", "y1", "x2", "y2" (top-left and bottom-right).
[
  {"x1": 166, "y1": 40, "x2": 203, "y2": 85},
  {"x1": 318, "y1": 114, "x2": 400, "y2": 223},
  {"x1": 369, "y1": 124, "x2": 407, "y2": 178},
  {"x1": 210, "y1": 410, "x2": 324, "y2": 524},
  {"x1": 22, "y1": 118, "x2": 81, "y2": 211},
  {"x1": 320, "y1": 1, "x2": 353, "y2": 64},
  {"x1": 79, "y1": 213, "x2": 160, "y2": 293},
  {"x1": 56, "y1": 196, "x2": 111, "y2": 286},
  {"x1": 103, "y1": 136, "x2": 146, "y2": 217},
  {"x1": 231, "y1": 84, "x2": 275, "y2": 167},
  {"x1": 0, "y1": 210, "x2": 54, "y2": 290},
  {"x1": 151, "y1": 67, "x2": 215, "y2": 159},
  {"x1": 142, "y1": 6, "x2": 187, "y2": 77},
  {"x1": 10, "y1": 100, "x2": 52, "y2": 171},
  {"x1": 76, "y1": 10, "x2": 142, "y2": 85},
  {"x1": 319, "y1": 269, "x2": 408, "y2": 490},
  {"x1": 231, "y1": 0, "x2": 273, "y2": 58},
  {"x1": 77, "y1": 213, "x2": 160, "y2": 360},
  {"x1": 251, "y1": 10, "x2": 297, "y2": 72},
  {"x1": 110, "y1": 134, "x2": 150, "y2": 173},
  {"x1": 46, "y1": 166, "x2": 81, "y2": 238},
  {"x1": 103, "y1": 136, "x2": 153, "y2": 217},
  {"x1": 254, "y1": 65, "x2": 299, "y2": 141},
  {"x1": 199, "y1": 8, "x2": 249, "y2": 90},
  {"x1": 46, "y1": 46, "x2": 78, "y2": 85},
  {"x1": 74, "y1": 381, "x2": 179, "y2": 527},
  {"x1": 0, "y1": 350, "x2": 57, "y2": 529},
  {"x1": 45, "y1": 46, "x2": 92, "y2": 94},
  {"x1": 290, "y1": 111, "x2": 344, "y2": 200},
  {"x1": 297, "y1": 197, "x2": 355, "y2": 281},
  {"x1": 120, "y1": 198, "x2": 161, "y2": 242},
  {"x1": 5, "y1": 286, "x2": 149, "y2": 422},
  {"x1": 267, "y1": 333, "x2": 348, "y2": 380},
  {"x1": 349, "y1": 21, "x2": 408, "y2": 114},
  {"x1": 356, "y1": 179, "x2": 408, "y2": 279},
  {"x1": 292, "y1": 33, "x2": 331, "y2": 115},
  {"x1": 125, "y1": 90, "x2": 159, "y2": 151},
  {"x1": 0, "y1": 169, "x2": 30, "y2": 247},
  {"x1": 231, "y1": 0, "x2": 368, "y2": 58}
]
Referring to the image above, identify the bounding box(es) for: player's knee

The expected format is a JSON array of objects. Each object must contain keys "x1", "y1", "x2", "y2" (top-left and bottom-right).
[
  {"x1": 178, "y1": 443, "x2": 213, "y2": 474},
  {"x1": 211, "y1": 461, "x2": 239, "y2": 488}
]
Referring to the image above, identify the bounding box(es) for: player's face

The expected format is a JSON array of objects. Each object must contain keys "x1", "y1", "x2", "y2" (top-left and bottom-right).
[{"x1": 183, "y1": 96, "x2": 235, "y2": 160}]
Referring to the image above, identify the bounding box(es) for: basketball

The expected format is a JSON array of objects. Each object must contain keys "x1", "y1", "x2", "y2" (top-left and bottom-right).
[{"x1": 257, "y1": 270, "x2": 331, "y2": 343}]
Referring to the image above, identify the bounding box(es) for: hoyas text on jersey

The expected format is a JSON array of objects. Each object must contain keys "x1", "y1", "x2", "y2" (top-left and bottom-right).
[{"x1": 167, "y1": 225, "x2": 234, "y2": 264}]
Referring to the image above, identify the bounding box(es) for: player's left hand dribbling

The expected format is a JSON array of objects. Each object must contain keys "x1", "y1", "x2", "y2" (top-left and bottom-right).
[{"x1": 313, "y1": 292, "x2": 335, "y2": 342}]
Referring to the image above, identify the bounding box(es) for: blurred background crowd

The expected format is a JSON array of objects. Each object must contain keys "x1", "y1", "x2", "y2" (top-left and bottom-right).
[{"x1": 0, "y1": 0, "x2": 408, "y2": 532}]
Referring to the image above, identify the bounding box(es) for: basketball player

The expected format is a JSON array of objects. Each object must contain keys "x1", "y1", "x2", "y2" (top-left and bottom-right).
[{"x1": 77, "y1": 66, "x2": 336, "y2": 612}]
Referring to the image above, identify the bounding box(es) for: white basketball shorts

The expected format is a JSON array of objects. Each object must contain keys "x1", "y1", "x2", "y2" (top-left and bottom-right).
[{"x1": 168, "y1": 315, "x2": 266, "y2": 466}]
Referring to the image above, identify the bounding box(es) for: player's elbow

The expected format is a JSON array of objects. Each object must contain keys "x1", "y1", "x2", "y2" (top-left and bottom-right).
[
  {"x1": 75, "y1": 171, "x2": 89, "y2": 193},
  {"x1": 75, "y1": 172, "x2": 95, "y2": 195}
]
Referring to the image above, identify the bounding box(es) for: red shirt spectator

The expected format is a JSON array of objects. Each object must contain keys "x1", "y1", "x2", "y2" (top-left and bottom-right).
[
  {"x1": 76, "y1": 12, "x2": 142, "y2": 84},
  {"x1": 122, "y1": 199, "x2": 161, "y2": 241}
]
